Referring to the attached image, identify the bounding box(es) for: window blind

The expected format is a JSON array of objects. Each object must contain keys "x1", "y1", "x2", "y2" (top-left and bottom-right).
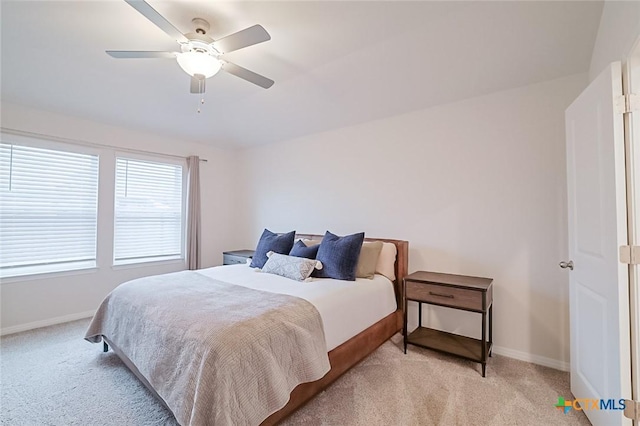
[
  {"x1": 114, "y1": 157, "x2": 184, "y2": 264},
  {"x1": 0, "y1": 143, "x2": 99, "y2": 277}
]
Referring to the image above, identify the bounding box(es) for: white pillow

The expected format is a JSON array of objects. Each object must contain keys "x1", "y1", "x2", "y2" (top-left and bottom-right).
[
  {"x1": 375, "y1": 242, "x2": 397, "y2": 281},
  {"x1": 262, "y1": 251, "x2": 323, "y2": 281}
]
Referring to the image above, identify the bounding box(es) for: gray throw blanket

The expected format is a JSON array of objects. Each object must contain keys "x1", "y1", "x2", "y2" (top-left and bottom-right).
[{"x1": 85, "y1": 270, "x2": 330, "y2": 425}]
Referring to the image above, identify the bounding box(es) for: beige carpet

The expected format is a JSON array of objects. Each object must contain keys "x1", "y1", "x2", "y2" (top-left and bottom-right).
[{"x1": 0, "y1": 319, "x2": 590, "y2": 425}]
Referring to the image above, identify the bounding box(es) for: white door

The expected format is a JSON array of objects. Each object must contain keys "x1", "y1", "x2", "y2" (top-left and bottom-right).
[
  {"x1": 565, "y1": 61, "x2": 632, "y2": 426},
  {"x1": 626, "y1": 42, "x2": 640, "y2": 422}
]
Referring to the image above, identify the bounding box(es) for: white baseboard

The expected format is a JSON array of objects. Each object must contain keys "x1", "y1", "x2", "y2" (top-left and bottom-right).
[
  {"x1": 0, "y1": 310, "x2": 95, "y2": 336},
  {"x1": 492, "y1": 345, "x2": 569, "y2": 372},
  {"x1": 1, "y1": 313, "x2": 571, "y2": 373}
]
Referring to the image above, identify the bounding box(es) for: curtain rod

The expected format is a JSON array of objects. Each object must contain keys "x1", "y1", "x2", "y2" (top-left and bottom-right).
[{"x1": 0, "y1": 127, "x2": 208, "y2": 163}]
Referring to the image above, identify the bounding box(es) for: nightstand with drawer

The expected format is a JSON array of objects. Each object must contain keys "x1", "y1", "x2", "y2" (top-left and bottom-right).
[
  {"x1": 403, "y1": 271, "x2": 493, "y2": 377},
  {"x1": 222, "y1": 250, "x2": 255, "y2": 265}
]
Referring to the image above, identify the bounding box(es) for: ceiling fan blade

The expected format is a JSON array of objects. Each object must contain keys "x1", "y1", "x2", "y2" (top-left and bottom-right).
[
  {"x1": 106, "y1": 51, "x2": 177, "y2": 59},
  {"x1": 221, "y1": 61, "x2": 274, "y2": 89},
  {"x1": 124, "y1": 0, "x2": 189, "y2": 43},
  {"x1": 190, "y1": 75, "x2": 206, "y2": 94},
  {"x1": 213, "y1": 24, "x2": 271, "y2": 54}
]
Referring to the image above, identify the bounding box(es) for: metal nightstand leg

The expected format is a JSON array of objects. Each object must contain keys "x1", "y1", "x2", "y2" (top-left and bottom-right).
[
  {"x1": 481, "y1": 310, "x2": 487, "y2": 377},
  {"x1": 403, "y1": 289, "x2": 408, "y2": 354},
  {"x1": 489, "y1": 304, "x2": 493, "y2": 357}
]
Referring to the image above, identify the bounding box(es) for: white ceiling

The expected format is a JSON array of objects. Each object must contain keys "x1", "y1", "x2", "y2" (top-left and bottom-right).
[{"x1": 1, "y1": 1, "x2": 603, "y2": 148}]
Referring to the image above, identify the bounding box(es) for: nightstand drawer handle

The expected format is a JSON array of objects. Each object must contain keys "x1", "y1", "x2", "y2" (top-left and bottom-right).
[{"x1": 429, "y1": 291, "x2": 454, "y2": 299}]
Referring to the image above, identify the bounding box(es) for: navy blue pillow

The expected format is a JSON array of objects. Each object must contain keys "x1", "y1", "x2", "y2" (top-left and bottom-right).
[
  {"x1": 314, "y1": 231, "x2": 365, "y2": 281},
  {"x1": 250, "y1": 229, "x2": 296, "y2": 268},
  {"x1": 289, "y1": 240, "x2": 320, "y2": 259}
]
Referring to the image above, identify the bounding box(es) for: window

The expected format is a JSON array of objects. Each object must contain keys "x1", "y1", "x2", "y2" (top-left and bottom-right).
[
  {"x1": 113, "y1": 157, "x2": 184, "y2": 265},
  {"x1": 0, "y1": 142, "x2": 99, "y2": 277}
]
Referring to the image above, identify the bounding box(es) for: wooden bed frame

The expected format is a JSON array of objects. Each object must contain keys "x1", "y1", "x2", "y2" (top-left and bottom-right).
[
  {"x1": 102, "y1": 234, "x2": 409, "y2": 425},
  {"x1": 262, "y1": 234, "x2": 408, "y2": 425}
]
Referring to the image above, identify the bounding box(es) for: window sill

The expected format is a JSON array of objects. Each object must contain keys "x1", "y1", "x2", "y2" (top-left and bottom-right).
[
  {"x1": 111, "y1": 257, "x2": 185, "y2": 271},
  {"x1": 0, "y1": 266, "x2": 99, "y2": 284}
]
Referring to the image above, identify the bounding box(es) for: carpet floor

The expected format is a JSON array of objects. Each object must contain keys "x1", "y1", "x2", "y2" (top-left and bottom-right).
[{"x1": 0, "y1": 319, "x2": 590, "y2": 426}]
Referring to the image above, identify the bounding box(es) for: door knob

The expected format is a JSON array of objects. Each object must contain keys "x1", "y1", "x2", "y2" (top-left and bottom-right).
[{"x1": 559, "y1": 260, "x2": 574, "y2": 270}]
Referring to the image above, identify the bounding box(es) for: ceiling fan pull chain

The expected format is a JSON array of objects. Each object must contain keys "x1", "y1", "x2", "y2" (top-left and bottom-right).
[{"x1": 196, "y1": 97, "x2": 205, "y2": 114}]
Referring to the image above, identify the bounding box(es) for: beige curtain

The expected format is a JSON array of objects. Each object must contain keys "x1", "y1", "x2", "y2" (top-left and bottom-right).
[{"x1": 186, "y1": 156, "x2": 201, "y2": 270}]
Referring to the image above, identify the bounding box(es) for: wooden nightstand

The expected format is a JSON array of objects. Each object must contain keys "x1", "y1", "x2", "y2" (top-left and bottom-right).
[
  {"x1": 222, "y1": 250, "x2": 255, "y2": 265},
  {"x1": 403, "y1": 271, "x2": 493, "y2": 377}
]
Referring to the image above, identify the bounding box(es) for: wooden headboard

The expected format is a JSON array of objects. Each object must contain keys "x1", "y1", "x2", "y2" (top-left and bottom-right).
[{"x1": 295, "y1": 234, "x2": 409, "y2": 308}]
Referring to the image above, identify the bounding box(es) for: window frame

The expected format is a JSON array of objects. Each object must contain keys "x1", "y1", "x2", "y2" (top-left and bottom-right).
[
  {"x1": 111, "y1": 152, "x2": 187, "y2": 267},
  {"x1": 0, "y1": 133, "x2": 101, "y2": 279}
]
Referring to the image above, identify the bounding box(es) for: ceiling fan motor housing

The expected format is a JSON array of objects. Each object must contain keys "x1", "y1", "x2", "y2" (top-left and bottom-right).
[{"x1": 181, "y1": 37, "x2": 218, "y2": 55}]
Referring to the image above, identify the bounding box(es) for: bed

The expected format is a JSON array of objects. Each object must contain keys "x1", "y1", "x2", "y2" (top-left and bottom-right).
[{"x1": 85, "y1": 234, "x2": 408, "y2": 425}]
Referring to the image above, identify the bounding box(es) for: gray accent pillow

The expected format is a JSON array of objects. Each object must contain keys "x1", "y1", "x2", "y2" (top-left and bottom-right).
[
  {"x1": 356, "y1": 241, "x2": 384, "y2": 279},
  {"x1": 262, "y1": 252, "x2": 323, "y2": 281}
]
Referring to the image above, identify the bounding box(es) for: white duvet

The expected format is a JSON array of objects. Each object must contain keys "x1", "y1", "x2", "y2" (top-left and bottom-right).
[{"x1": 198, "y1": 264, "x2": 398, "y2": 351}]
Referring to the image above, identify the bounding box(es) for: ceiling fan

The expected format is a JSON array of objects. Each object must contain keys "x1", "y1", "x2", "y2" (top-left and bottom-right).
[{"x1": 107, "y1": 0, "x2": 274, "y2": 94}]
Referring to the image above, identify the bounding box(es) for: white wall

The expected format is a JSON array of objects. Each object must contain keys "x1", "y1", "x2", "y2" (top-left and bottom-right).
[
  {"x1": 0, "y1": 103, "x2": 239, "y2": 334},
  {"x1": 589, "y1": 0, "x2": 640, "y2": 80},
  {"x1": 237, "y1": 73, "x2": 587, "y2": 369}
]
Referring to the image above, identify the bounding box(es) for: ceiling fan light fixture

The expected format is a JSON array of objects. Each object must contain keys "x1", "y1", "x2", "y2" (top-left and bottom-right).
[{"x1": 176, "y1": 51, "x2": 221, "y2": 78}]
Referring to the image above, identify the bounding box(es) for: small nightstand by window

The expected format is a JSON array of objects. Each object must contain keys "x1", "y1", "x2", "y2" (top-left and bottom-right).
[{"x1": 223, "y1": 250, "x2": 255, "y2": 265}]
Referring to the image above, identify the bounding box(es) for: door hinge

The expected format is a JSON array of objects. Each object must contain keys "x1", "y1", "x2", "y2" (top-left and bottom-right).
[
  {"x1": 624, "y1": 399, "x2": 639, "y2": 421},
  {"x1": 618, "y1": 93, "x2": 640, "y2": 114},
  {"x1": 620, "y1": 245, "x2": 640, "y2": 265}
]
